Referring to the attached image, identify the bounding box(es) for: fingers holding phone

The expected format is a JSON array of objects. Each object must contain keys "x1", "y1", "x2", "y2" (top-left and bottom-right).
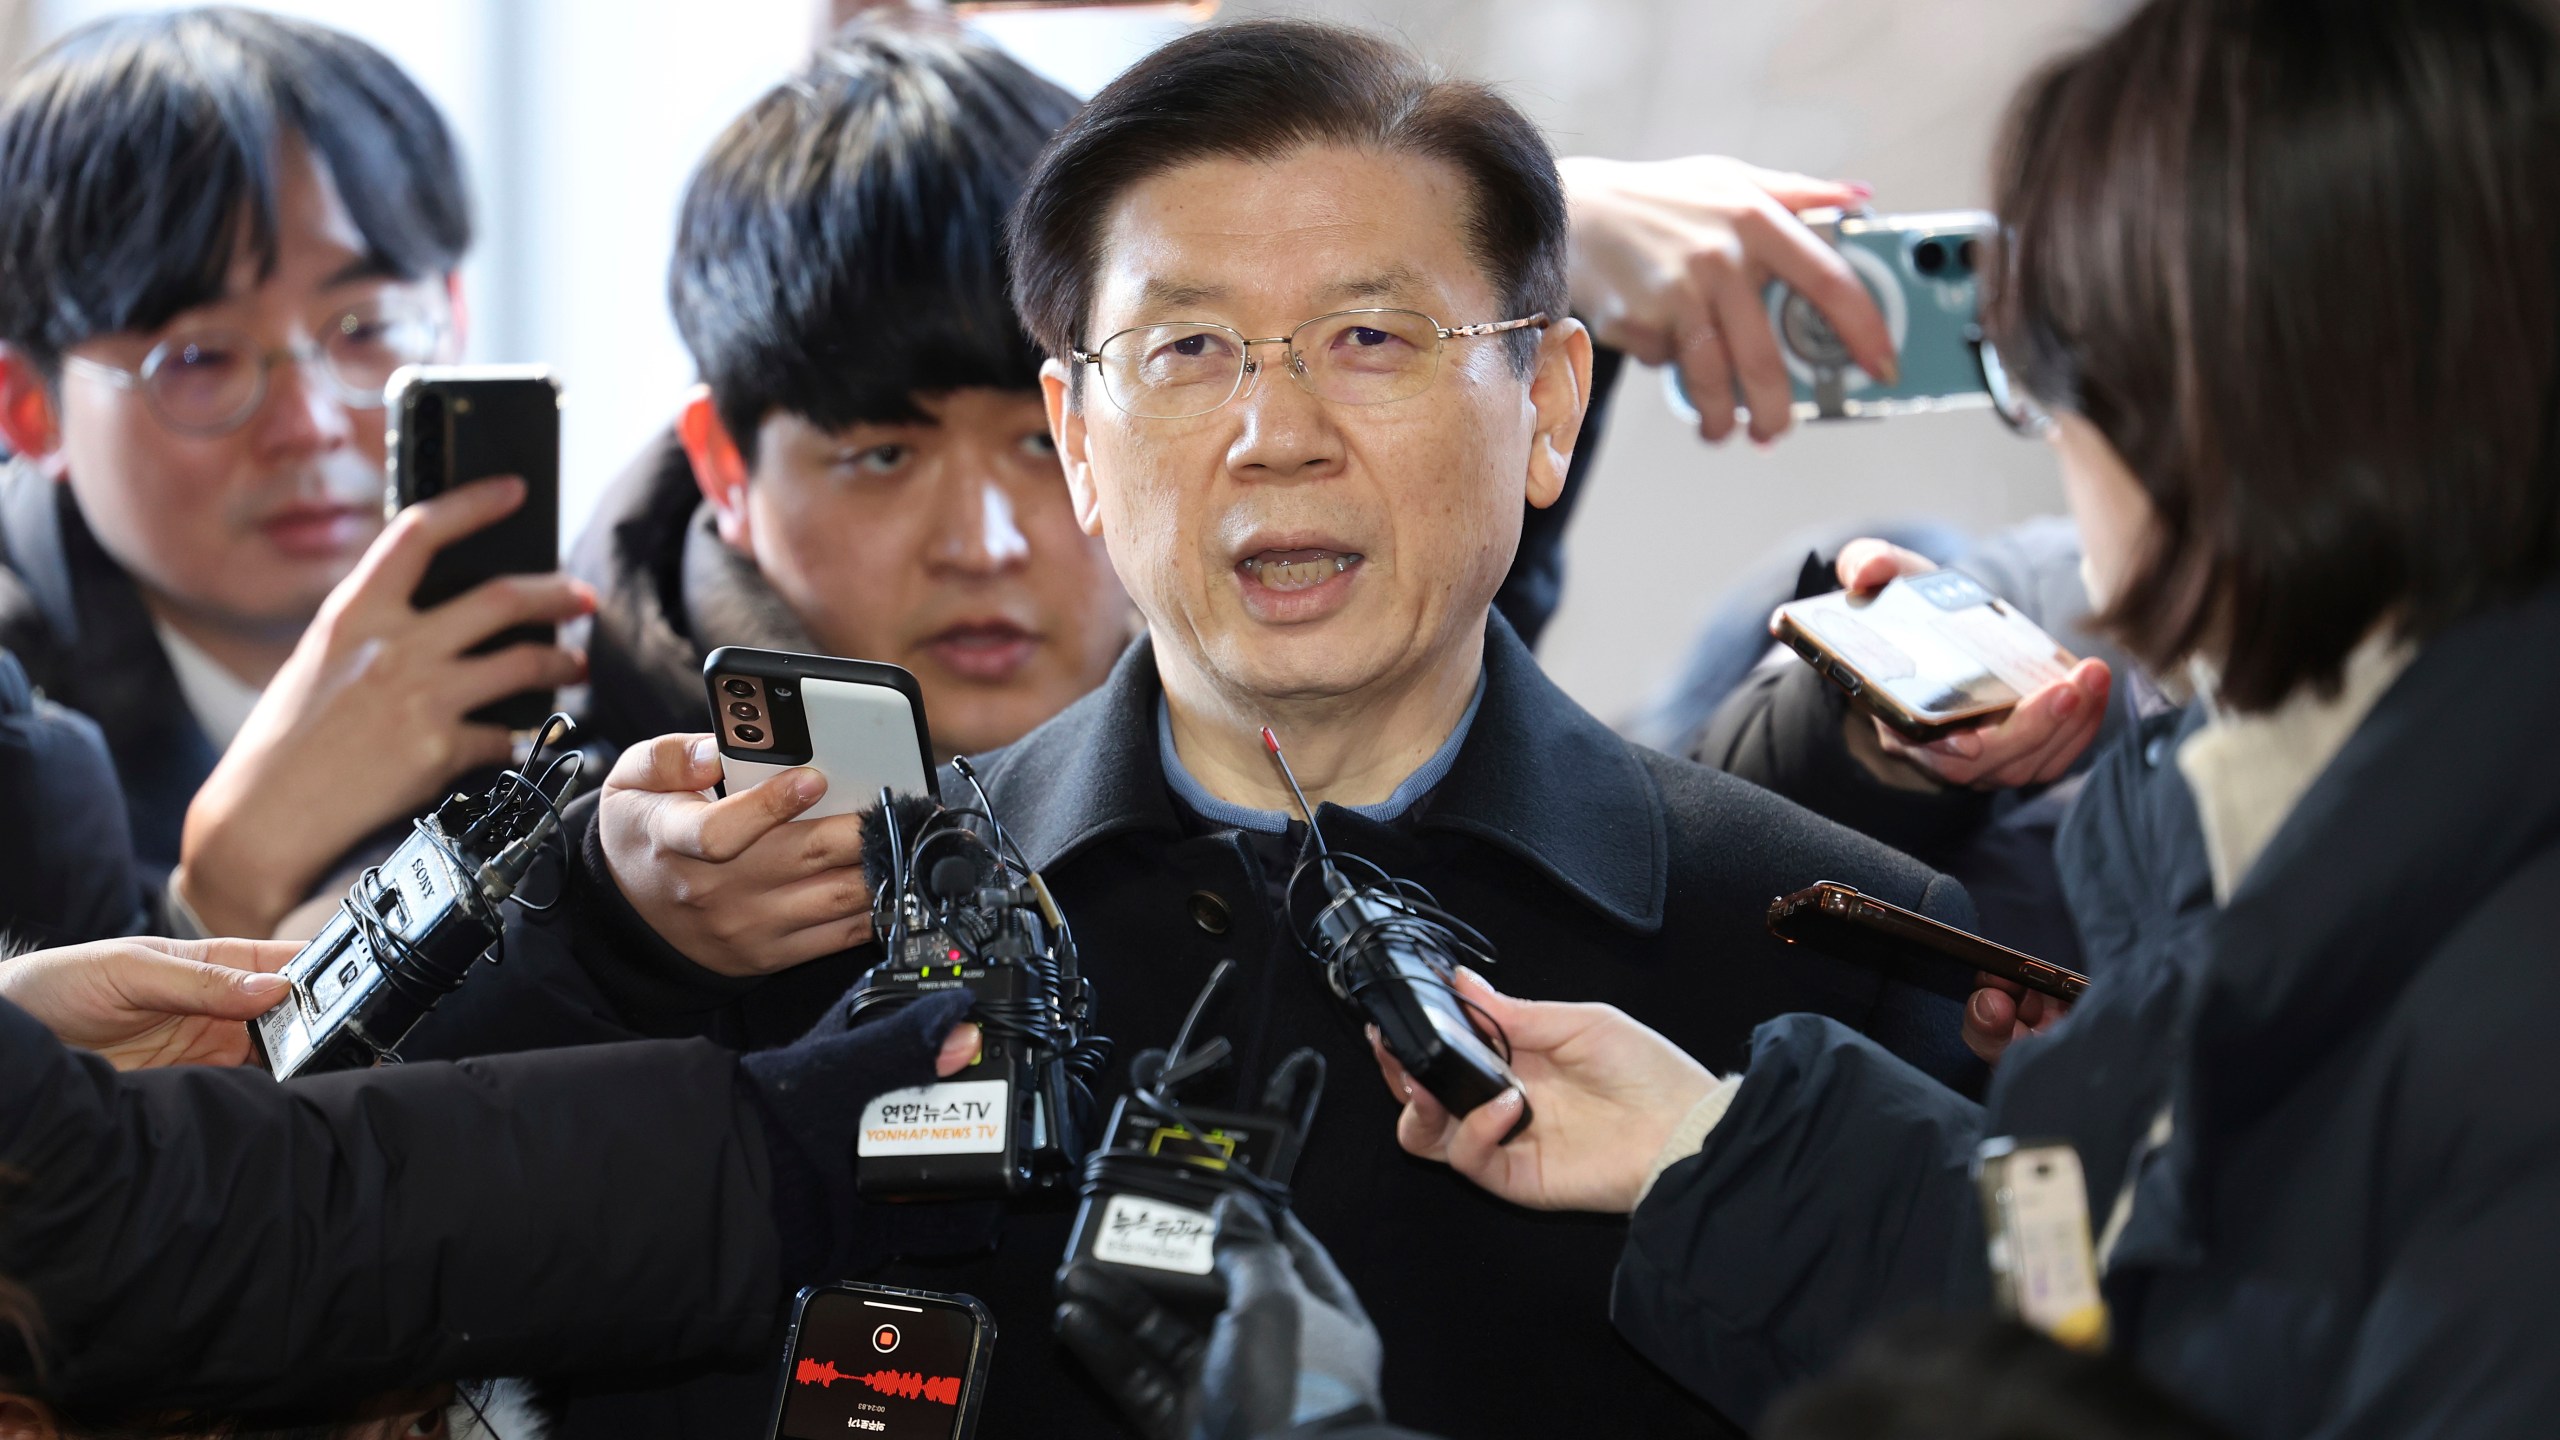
[
  {"x1": 1964, "y1": 973, "x2": 2072, "y2": 1065},
  {"x1": 171, "y1": 476, "x2": 590, "y2": 939},
  {"x1": 1876, "y1": 656, "x2": 2112, "y2": 790},
  {"x1": 1561, "y1": 154, "x2": 1893, "y2": 445},
  {"x1": 598, "y1": 734, "x2": 876, "y2": 978},
  {"x1": 1777, "y1": 544, "x2": 2112, "y2": 795},
  {"x1": 597, "y1": 650, "x2": 942, "y2": 978}
]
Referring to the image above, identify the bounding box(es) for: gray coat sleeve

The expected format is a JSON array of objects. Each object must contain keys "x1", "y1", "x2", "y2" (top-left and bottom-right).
[
  {"x1": 0, "y1": 1000, "x2": 782, "y2": 1413},
  {"x1": 1609, "y1": 1013, "x2": 1992, "y2": 1428}
]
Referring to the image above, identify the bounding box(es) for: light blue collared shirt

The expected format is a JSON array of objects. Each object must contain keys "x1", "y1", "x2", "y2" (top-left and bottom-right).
[{"x1": 1155, "y1": 673, "x2": 1488, "y2": 834}]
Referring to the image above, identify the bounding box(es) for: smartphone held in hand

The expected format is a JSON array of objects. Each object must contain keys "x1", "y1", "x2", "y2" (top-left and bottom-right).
[
  {"x1": 385, "y1": 365, "x2": 563, "y2": 730},
  {"x1": 1772, "y1": 569, "x2": 2077, "y2": 743},
  {"x1": 701, "y1": 647, "x2": 935, "y2": 819}
]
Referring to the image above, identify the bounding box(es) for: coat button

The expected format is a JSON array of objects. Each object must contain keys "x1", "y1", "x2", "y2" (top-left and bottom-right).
[{"x1": 1187, "y1": 889, "x2": 1232, "y2": 936}]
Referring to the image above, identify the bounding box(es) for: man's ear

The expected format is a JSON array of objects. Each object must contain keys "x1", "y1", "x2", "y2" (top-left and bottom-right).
[
  {"x1": 0, "y1": 345, "x2": 64, "y2": 474},
  {"x1": 1042, "y1": 358, "x2": 1104, "y2": 538},
  {"x1": 677, "y1": 387, "x2": 755, "y2": 551},
  {"x1": 1522, "y1": 317, "x2": 1594, "y2": 512},
  {"x1": 0, "y1": 1393, "x2": 60, "y2": 1440}
]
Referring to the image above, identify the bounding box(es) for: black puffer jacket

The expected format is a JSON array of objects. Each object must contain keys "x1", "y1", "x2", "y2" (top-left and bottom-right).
[
  {"x1": 0, "y1": 1001, "x2": 782, "y2": 1415},
  {"x1": 1612, "y1": 584, "x2": 2560, "y2": 1437}
]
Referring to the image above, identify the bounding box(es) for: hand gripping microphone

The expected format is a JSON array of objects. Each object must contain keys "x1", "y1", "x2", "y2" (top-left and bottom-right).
[
  {"x1": 253, "y1": 715, "x2": 583, "y2": 1078},
  {"x1": 1064, "y1": 958, "x2": 1326, "y2": 1325},
  {"x1": 845, "y1": 757, "x2": 1110, "y2": 1200},
  {"x1": 1262, "y1": 727, "x2": 1530, "y2": 1138}
]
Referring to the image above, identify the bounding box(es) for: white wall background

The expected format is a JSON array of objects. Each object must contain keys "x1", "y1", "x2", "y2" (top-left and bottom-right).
[{"x1": 20, "y1": 0, "x2": 2124, "y2": 726}]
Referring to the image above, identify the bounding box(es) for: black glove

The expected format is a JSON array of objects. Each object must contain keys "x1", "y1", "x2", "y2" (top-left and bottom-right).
[
  {"x1": 740, "y1": 985, "x2": 975, "y2": 1279},
  {"x1": 1056, "y1": 1194, "x2": 1389, "y2": 1440}
]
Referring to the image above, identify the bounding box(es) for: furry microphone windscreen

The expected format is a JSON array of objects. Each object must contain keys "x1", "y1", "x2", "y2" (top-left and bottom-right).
[{"x1": 860, "y1": 792, "x2": 950, "y2": 901}]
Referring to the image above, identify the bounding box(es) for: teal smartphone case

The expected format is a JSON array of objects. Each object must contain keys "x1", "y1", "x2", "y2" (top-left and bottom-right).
[{"x1": 1770, "y1": 207, "x2": 1997, "y2": 420}]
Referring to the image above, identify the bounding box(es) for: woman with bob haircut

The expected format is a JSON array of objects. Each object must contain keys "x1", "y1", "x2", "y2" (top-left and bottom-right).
[{"x1": 1367, "y1": 0, "x2": 2560, "y2": 1433}]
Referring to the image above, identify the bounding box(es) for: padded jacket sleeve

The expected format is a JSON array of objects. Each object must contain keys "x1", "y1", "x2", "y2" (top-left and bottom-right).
[
  {"x1": 1696, "y1": 659, "x2": 1996, "y2": 869},
  {"x1": 0, "y1": 999, "x2": 781, "y2": 1413},
  {"x1": 1610, "y1": 1013, "x2": 1992, "y2": 1428},
  {"x1": 403, "y1": 791, "x2": 876, "y2": 1060}
]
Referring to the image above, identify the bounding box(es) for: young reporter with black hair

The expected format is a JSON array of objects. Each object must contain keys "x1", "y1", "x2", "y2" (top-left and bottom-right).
[
  {"x1": 1342, "y1": 2, "x2": 2560, "y2": 1435},
  {"x1": 0, "y1": 10, "x2": 590, "y2": 941}
]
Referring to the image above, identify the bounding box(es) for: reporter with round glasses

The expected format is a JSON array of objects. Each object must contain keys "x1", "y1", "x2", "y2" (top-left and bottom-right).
[{"x1": 0, "y1": 10, "x2": 590, "y2": 941}]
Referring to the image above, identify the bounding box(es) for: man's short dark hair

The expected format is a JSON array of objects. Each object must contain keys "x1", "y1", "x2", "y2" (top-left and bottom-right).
[
  {"x1": 1986, "y1": 0, "x2": 2560, "y2": 712},
  {"x1": 1006, "y1": 19, "x2": 1567, "y2": 379},
  {"x1": 670, "y1": 16, "x2": 1077, "y2": 461},
  {"x1": 0, "y1": 7, "x2": 471, "y2": 375}
]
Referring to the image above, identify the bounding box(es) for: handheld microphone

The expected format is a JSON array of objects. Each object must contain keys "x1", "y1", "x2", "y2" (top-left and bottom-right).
[
  {"x1": 844, "y1": 757, "x2": 1110, "y2": 1200},
  {"x1": 253, "y1": 715, "x2": 583, "y2": 1078},
  {"x1": 1262, "y1": 727, "x2": 1529, "y2": 1136},
  {"x1": 1064, "y1": 959, "x2": 1325, "y2": 1324}
]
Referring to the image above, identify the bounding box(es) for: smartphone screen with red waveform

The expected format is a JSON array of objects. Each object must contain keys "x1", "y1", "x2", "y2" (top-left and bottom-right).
[{"x1": 772, "y1": 1285, "x2": 989, "y2": 1440}]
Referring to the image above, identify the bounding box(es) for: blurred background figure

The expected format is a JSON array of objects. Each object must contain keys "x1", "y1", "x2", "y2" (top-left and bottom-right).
[{"x1": 0, "y1": 0, "x2": 2123, "y2": 738}]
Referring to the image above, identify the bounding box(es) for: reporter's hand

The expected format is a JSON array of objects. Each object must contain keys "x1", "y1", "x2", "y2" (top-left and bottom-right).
[
  {"x1": 1831, "y1": 539, "x2": 2114, "y2": 790},
  {"x1": 1055, "y1": 1194, "x2": 1385, "y2": 1440},
  {"x1": 1374, "y1": 970, "x2": 1716, "y2": 1215},
  {"x1": 1561, "y1": 153, "x2": 1895, "y2": 444},
  {"x1": 1962, "y1": 974, "x2": 2071, "y2": 1065},
  {"x1": 598, "y1": 734, "x2": 872, "y2": 977},
  {"x1": 173, "y1": 477, "x2": 591, "y2": 938},
  {"x1": 0, "y1": 937, "x2": 298, "y2": 1068}
]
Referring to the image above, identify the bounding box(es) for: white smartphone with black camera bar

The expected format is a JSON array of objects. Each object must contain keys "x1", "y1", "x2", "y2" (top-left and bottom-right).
[
  {"x1": 764, "y1": 1282, "x2": 994, "y2": 1440},
  {"x1": 702, "y1": 647, "x2": 934, "y2": 818}
]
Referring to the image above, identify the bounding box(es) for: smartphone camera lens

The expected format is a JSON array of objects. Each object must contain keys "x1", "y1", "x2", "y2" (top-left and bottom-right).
[
  {"x1": 733, "y1": 723, "x2": 765, "y2": 744},
  {"x1": 722, "y1": 677, "x2": 755, "y2": 699},
  {"x1": 729, "y1": 702, "x2": 760, "y2": 722},
  {"x1": 1912, "y1": 238, "x2": 1950, "y2": 277},
  {"x1": 1957, "y1": 237, "x2": 1979, "y2": 273}
]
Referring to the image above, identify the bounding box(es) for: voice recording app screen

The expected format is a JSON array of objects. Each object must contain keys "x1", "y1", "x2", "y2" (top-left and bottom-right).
[{"x1": 781, "y1": 1288, "x2": 981, "y2": 1439}]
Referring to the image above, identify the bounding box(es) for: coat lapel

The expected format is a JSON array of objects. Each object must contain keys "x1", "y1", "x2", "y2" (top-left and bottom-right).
[{"x1": 971, "y1": 613, "x2": 1668, "y2": 934}]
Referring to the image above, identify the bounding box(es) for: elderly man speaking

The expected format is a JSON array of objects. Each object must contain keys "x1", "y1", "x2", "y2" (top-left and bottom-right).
[{"x1": 578, "y1": 20, "x2": 1978, "y2": 1440}]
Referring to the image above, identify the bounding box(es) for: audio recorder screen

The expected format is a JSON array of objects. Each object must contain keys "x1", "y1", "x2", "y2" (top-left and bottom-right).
[{"x1": 772, "y1": 1285, "x2": 988, "y2": 1440}]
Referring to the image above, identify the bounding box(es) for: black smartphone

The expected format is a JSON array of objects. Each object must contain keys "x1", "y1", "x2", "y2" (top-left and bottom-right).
[
  {"x1": 703, "y1": 647, "x2": 936, "y2": 818},
  {"x1": 385, "y1": 364, "x2": 562, "y2": 730},
  {"x1": 1767, "y1": 881, "x2": 2088, "y2": 1003},
  {"x1": 765, "y1": 1283, "x2": 995, "y2": 1440}
]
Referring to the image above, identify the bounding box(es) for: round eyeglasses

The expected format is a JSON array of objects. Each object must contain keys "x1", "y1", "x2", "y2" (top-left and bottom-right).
[
  {"x1": 64, "y1": 299, "x2": 447, "y2": 437},
  {"x1": 1966, "y1": 324, "x2": 2056, "y2": 438},
  {"x1": 1074, "y1": 309, "x2": 1550, "y2": 420}
]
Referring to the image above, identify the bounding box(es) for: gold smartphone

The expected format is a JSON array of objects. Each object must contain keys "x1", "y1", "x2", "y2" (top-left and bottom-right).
[{"x1": 1767, "y1": 881, "x2": 2088, "y2": 1003}]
